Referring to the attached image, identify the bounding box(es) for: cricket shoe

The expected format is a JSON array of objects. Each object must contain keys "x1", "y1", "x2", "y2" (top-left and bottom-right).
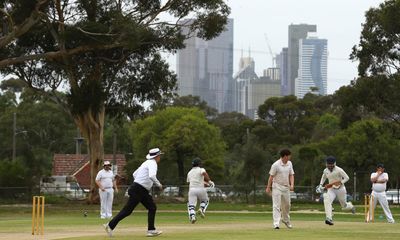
[
  {"x1": 198, "y1": 209, "x2": 205, "y2": 218},
  {"x1": 190, "y1": 215, "x2": 197, "y2": 224},
  {"x1": 282, "y1": 221, "x2": 293, "y2": 229},
  {"x1": 274, "y1": 225, "x2": 280, "y2": 229},
  {"x1": 103, "y1": 223, "x2": 113, "y2": 237},
  {"x1": 147, "y1": 230, "x2": 162, "y2": 237},
  {"x1": 325, "y1": 218, "x2": 334, "y2": 226},
  {"x1": 351, "y1": 206, "x2": 356, "y2": 214}
]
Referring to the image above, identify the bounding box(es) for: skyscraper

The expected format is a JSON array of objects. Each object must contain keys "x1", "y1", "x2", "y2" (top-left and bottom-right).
[
  {"x1": 277, "y1": 47, "x2": 288, "y2": 95},
  {"x1": 295, "y1": 34, "x2": 328, "y2": 98},
  {"x1": 176, "y1": 19, "x2": 234, "y2": 113},
  {"x1": 288, "y1": 24, "x2": 317, "y2": 96}
]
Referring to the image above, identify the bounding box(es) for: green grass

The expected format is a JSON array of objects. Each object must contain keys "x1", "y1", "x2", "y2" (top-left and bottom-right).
[{"x1": 0, "y1": 203, "x2": 399, "y2": 240}]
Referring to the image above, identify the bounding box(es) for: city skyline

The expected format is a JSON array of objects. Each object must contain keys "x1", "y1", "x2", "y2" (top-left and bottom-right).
[
  {"x1": 228, "y1": 0, "x2": 384, "y2": 94},
  {"x1": 168, "y1": 0, "x2": 384, "y2": 95}
]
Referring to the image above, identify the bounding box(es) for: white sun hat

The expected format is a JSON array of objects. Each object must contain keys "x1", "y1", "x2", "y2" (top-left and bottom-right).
[{"x1": 146, "y1": 148, "x2": 163, "y2": 159}]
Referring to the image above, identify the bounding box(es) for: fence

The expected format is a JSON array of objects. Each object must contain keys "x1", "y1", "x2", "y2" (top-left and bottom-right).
[{"x1": 1, "y1": 185, "x2": 399, "y2": 205}]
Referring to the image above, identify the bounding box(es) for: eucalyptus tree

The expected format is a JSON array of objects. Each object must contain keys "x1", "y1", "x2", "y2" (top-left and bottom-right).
[
  {"x1": 346, "y1": 0, "x2": 400, "y2": 126},
  {"x1": 0, "y1": 0, "x2": 230, "y2": 202}
]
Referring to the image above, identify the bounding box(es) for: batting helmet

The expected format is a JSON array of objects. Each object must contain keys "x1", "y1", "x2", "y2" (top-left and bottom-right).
[
  {"x1": 192, "y1": 158, "x2": 202, "y2": 167},
  {"x1": 325, "y1": 156, "x2": 336, "y2": 164}
]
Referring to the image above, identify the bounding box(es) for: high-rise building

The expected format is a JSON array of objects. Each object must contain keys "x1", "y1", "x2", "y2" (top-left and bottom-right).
[
  {"x1": 288, "y1": 24, "x2": 317, "y2": 95},
  {"x1": 263, "y1": 68, "x2": 280, "y2": 81},
  {"x1": 248, "y1": 76, "x2": 281, "y2": 119},
  {"x1": 176, "y1": 19, "x2": 234, "y2": 113},
  {"x1": 295, "y1": 34, "x2": 328, "y2": 98},
  {"x1": 234, "y1": 57, "x2": 281, "y2": 119},
  {"x1": 277, "y1": 47, "x2": 289, "y2": 96}
]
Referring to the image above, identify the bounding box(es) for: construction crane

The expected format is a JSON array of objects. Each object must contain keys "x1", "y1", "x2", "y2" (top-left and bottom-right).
[{"x1": 264, "y1": 33, "x2": 276, "y2": 68}]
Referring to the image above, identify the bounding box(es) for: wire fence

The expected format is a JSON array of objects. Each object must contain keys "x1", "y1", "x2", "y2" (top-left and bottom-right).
[{"x1": 1, "y1": 185, "x2": 399, "y2": 205}]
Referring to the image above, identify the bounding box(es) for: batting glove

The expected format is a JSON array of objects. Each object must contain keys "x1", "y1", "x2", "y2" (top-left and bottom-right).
[{"x1": 315, "y1": 184, "x2": 324, "y2": 194}]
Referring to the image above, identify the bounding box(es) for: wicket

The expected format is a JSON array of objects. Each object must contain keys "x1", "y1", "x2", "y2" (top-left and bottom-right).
[
  {"x1": 364, "y1": 194, "x2": 374, "y2": 223},
  {"x1": 32, "y1": 196, "x2": 45, "y2": 235}
]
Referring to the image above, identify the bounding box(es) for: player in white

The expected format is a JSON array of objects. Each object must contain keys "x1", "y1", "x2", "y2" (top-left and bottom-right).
[
  {"x1": 316, "y1": 156, "x2": 355, "y2": 225},
  {"x1": 266, "y1": 149, "x2": 294, "y2": 229},
  {"x1": 96, "y1": 160, "x2": 118, "y2": 219},
  {"x1": 104, "y1": 148, "x2": 163, "y2": 237},
  {"x1": 369, "y1": 163, "x2": 395, "y2": 223},
  {"x1": 186, "y1": 158, "x2": 214, "y2": 224}
]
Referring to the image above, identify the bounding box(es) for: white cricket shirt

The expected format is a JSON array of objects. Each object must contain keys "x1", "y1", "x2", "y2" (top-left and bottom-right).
[
  {"x1": 95, "y1": 169, "x2": 115, "y2": 189},
  {"x1": 133, "y1": 159, "x2": 161, "y2": 191},
  {"x1": 187, "y1": 167, "x2": 206, "y2": 188},
  {"x1": 269, "y1": 159, "x2": 294, "y2": 187},
  {"x1": 319, "y1": 166, "x2": 349, "y2": 187},
  {"x1": 371, "y1": 172, "x2": 388, "y2": 192}
]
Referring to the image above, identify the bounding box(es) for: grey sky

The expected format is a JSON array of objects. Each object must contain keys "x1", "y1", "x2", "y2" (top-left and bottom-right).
[{"x1": 167, "y1": 0, "x2": 384, "y2": 94}]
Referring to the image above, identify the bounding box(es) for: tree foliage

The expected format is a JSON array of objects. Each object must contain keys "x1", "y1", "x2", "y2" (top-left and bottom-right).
[
  {"x1": 211, "y1": 111, "x2": 252, "y2": 150},
  {"x1": 297, "y1": 146, "x2": 320, "y2": 187},
  {"x1": 130, "y1": 107, "x2": 225, "y2": 185},
  {"x1": 317, "y1": 118, "x2": 400, "y2": 190},
  {"x1": 257, "y1": 95, "x2": 323, "y2": 144},
  {"x1": 350, "y1": 0, "x2": 400, "y2": 76},
  {"x1": 155, "y1": 95, "x2": 218, "y2": 118}
]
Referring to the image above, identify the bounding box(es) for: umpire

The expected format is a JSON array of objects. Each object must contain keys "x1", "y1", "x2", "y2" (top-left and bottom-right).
[{"x1": 104, "y1": 148, "x2": 164, "y2": 237}]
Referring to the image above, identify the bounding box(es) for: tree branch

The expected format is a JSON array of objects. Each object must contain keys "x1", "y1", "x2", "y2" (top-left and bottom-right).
[
  {"x1": 77, "y1": 27, "x2": 118, "y2": 37},
  {"x1": 0, "y1": 43, "x2": 124, "y2": 67},
  {"x1": 141, "y1": 0, "x2": 175, "y2": 26},
  {"x1": 0, "y1": 0, "x2": 49, "y2": 48}
]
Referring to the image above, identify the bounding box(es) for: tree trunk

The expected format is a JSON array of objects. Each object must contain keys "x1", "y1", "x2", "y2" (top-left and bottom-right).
[{"x1": 74, "y1": 107, "x2": 105, "y2": 203}]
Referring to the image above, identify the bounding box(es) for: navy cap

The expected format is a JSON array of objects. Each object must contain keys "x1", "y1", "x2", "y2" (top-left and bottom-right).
[
  {"x1": 377, "y1": 163, "x2": 384, "y2": 168},
  {"x1": 192, "y1": 158, "x2": 202, "y2": 167},
  {"x1": 326, "y1": 156, "x2": 336, "y2": 164}
]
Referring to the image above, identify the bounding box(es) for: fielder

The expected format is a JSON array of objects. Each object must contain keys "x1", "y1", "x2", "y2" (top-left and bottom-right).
[
  {"x1": 95, "y1": 161, "x2": 118, "y2": 219},
  {"x1": 266, "y1": 149, "x2": 294, "y2": 229},
  {"x1": 186, "y1": 158, "x2": 214, "y2": 224},
  {"x1": 369, "y1": 163, "x2": 395, "y2": 223},
  {"x1": 316, "y1": 156, "x2": 355, "y2": 225}
]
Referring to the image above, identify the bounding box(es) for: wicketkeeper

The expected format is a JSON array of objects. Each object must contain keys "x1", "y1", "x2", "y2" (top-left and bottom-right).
[
  {"x1": 186, "y1": 158, "x2": 214, "y2": 224},
  {"x1": 316, "y1": 156, "x2": 355, "y2": 226}
]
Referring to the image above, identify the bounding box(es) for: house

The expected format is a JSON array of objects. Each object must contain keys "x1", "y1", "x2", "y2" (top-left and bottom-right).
[{"x1": 52, "y1": 154, "x2": 127, "y2": 189}]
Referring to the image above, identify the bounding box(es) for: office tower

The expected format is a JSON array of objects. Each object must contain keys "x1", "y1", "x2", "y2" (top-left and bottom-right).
[
  {"x1": 234, "y1": 58, "x2": 280, "y2": 119},
  {"x1": 234, "y1": 55, "x2": 257, "y2": 115},
  {"x1": 295, "y1": 34, "x2": 328, "y2": 98},
  {"x1": 288, "y1": 24, "x2": 317, "y2": 95},
  {"x1": 248, "y1": 74, "x2": 281, "y2": 119},
  {"x1": 277, "y1": 47, "x2": 289, "y2": 96},
  {"x1": 176, "y1": 19, "x2": 234, "y2": 113},
  {"x1": 263, "y1": 67, "x2": 280, "y2": 81}
]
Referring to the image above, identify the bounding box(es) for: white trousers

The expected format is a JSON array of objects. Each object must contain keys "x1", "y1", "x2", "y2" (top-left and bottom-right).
[
  {"x1": 323, "y1": 186, "x2": 352, "y2": 220},
  {"x1": 371, "y1": 191, "x2": 395, "y2": 223},
  {"x1": 271, "y1": 184, "x2": 291, "y2": 227},
  {"x1": 99, "y1": 188, "x2": 114, "y2": 218},
  {"x1": 188, "y1": 188, "x2": 209, "y2": 218}
]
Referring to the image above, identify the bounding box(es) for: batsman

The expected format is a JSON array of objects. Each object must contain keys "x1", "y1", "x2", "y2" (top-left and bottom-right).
[{"x1": 316, "y1": 156, "x2": 355, "y2": 225}]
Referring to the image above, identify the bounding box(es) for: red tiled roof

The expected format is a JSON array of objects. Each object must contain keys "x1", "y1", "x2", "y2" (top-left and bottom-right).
[{"x1": 52, "y1": 154, "x2": 126, "y2": 176}]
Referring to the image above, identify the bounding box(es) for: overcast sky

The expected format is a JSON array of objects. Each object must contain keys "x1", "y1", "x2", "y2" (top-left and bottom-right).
[{"x1": 168, "y1": 0, "x2": 385, "y2": 94}]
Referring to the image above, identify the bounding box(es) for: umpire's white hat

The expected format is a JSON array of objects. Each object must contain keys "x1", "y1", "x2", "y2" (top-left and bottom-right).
[
  {"x1": 103, "y1": 160, "x2": 111, "y2": 166},
  {"x1": 146, "y1": 148, "x2": 163, "y2": 159}
]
